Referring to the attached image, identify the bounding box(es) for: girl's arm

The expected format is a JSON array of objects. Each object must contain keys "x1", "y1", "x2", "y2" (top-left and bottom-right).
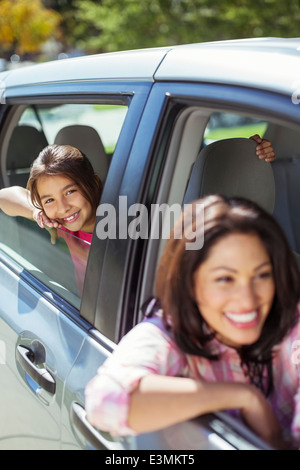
[
  {"x1": 128, "y1": 374, "x2": 285, "y2": 449},
  {"x1": 0, "y1": 186, "x2": 61, "y2": 229},
  {"x1": 0, "y1": 186, "x2": 34, "y2": 218}
]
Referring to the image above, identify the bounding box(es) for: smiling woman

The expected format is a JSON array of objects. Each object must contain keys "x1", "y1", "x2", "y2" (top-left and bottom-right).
[{"x1": 85, "y1": 194, "x2": 300, "y2": 450}]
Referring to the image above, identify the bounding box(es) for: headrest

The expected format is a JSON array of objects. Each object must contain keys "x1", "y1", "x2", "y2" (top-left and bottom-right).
[
  {"x1": 263, "y1": 123, "x2": 300, "y2": 159},
  {"x1": 184, "y1": 138, "x2": 275, "y2": 214},
  {"x1": 7, "y1": 125, "x2": 48, "y2": 169},
  {"x1": 54, "y1": 125, "x2": 109, "y2": 182}
]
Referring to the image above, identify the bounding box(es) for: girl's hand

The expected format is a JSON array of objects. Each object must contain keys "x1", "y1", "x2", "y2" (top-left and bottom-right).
[
  {"x1": 33, "y1": 208, "x2": 62, "y2": 229},
  {"x1": 250, "y1": 134, "x2": 276, "y2": 163},
  {"x1": 33, "y1": 209, "x2": 62, "y2": 244}
]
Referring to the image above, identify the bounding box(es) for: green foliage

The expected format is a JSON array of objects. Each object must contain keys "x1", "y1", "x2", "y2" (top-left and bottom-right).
[
  {"x1": 71, "y1": 0, "x2": 300, "y2": 53},
  {"x1": 2, "y1": 0, "x2": 300, "y2": 58}
]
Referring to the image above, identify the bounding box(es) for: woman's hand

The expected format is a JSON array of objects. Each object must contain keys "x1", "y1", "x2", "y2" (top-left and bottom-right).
[
  {"x1": 240, "y1": 384, "x2": 286, "y2": 449},
  {"x1": 250, "y1": 134, "x2": 276, "y2": 162}
]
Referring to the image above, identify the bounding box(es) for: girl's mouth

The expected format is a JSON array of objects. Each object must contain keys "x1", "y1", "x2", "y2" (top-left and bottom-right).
[
  {"x1": 61, "y1": 210, "x2": 80, "y2": 224},
  {"x1": 224, "y1": 310, "x2": 259, "y2": 329}
]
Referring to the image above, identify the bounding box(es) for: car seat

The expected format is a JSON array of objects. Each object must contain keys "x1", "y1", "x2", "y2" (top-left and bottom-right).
[
  {"x1": 54, "y1": 125, "x2": 109, "y2": 183},
  {"x1": 6, "y1": 125, "x2": 48, "y2": 187},
  {"x1": 183, "y1": 137, "x2": 275, "y2": 214},
  {"x1": 263, "y1": 123, "x2": 300, "y2": 252}
]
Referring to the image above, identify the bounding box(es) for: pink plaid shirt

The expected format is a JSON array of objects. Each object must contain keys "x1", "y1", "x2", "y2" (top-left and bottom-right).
[{"x1": 85, "y1": 310, "x2": 300, "y2": 448}]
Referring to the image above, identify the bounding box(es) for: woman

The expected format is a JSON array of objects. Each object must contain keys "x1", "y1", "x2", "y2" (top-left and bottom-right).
[{"x1": 85, "y1": 195, "x2": 300, "y2": 449}]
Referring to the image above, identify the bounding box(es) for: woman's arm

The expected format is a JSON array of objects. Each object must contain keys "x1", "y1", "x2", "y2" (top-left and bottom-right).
[{"x1": 128, "y1": 374, "x2": 284, "y2": 449}]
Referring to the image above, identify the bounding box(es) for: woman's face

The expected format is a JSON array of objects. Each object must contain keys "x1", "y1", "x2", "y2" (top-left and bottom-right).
[
  {"x1": 193, "y1": 232, "x2": 275, "y2": 348},
  {"x1": 37, "y1": 174, "x2": 95, "y2": 233}
]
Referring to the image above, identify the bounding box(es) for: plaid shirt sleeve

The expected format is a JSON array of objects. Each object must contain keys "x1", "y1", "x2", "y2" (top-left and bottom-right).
[{"x1": 85, "y1": 319, "x2": 185, "y2": 436}]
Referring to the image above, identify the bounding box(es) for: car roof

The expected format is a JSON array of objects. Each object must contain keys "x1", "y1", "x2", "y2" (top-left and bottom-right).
[
  {"x1": 155, "y1": 37, "x2": 300, "y2": 95},
  {"x1": 1, "y1": 37, "x2": 300, "y2": 96}
]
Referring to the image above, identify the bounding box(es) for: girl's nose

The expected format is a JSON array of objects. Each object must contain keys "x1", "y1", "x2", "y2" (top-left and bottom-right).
[{"x1": 56, "y1": 199, "x2": 71, "y2": 216}]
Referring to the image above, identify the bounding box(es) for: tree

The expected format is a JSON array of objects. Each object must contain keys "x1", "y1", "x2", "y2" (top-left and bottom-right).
[
  {"x1": 0, "y1": 0, "x2": 62, "y2": 59},
  {"x1": 70, "y1": 0, "x2": 300, "y2": 54}
]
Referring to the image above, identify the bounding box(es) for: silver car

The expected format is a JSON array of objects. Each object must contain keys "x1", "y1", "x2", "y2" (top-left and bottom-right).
[{"x1": 0, "y1": 37, "x2": 299, "y2": 450}]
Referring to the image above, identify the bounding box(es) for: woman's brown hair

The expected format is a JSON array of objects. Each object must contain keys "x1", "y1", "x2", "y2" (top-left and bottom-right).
[
  {"x1": 27, "y1": 144, "x2": 102, "y2": 214},
  {"x1": 154, "y1": 194, "x2": 300, "y2": 394}
]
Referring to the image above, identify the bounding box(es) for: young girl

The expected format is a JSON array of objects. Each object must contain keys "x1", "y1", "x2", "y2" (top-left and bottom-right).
[
  {"x1": 0, "y1": 144, "x2": 102, "y2": 292},
  {"x1": 85, "y1": 194, "x2": 300, "y2": 450},
  {"x1": 0, "y1": 144, "x2": 102, "y2": 237}
]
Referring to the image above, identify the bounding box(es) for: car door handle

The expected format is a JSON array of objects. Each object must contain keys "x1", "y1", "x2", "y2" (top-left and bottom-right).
[
  {"x1": 16, "y1": 345, "x2": 56, "y2": 395},
  {"x1": 71, "y1": 402, "x2": 127, "y2": 450}
]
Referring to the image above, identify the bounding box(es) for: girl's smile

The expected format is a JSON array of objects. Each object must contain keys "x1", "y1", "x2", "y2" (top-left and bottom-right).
[
  {"x1": 37, "y1": 174, "x2": 95, "y2": 233},
  {"x1": 194, "y1": 232, "x2": 275, "y2": 348}
]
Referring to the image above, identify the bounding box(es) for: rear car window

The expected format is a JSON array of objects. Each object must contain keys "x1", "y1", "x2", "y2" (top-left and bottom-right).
[{"x1": 0, "y1": 102, "x2": 128, "y2": 309}]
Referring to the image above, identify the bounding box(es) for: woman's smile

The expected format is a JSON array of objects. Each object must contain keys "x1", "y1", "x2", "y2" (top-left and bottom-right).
[{"x1": 194, "y1": 232, "x2": 275, "y2": 348}]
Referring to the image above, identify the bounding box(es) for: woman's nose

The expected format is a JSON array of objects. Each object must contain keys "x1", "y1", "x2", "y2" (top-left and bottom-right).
[{"x1": 236, "y1": 283, "x2": 257, "y2": 309}]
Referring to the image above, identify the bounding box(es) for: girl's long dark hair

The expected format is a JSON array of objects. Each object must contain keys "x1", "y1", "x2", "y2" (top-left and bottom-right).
[{"x1": 155, "y1": 194, "x2": 300, "y2": 396}]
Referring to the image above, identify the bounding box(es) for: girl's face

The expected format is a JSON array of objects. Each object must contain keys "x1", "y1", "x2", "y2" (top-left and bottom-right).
[
  {"x1": 194, "y1": 232, "x2": 275, "y2": 348},
  {"x1": 37, "y1": 174, "x2": 95, "y2": 233}
]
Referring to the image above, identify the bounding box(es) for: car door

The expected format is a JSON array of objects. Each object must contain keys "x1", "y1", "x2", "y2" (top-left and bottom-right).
[
  {"x1": 65, "y1": 78, "x2": 300, "y2": 450},
  {"x1": 0, "y1": 77, "x2": 152, "y2": 449},
  {"x1": 0, "y1": 230, "x2": 88, "y2": 449}
]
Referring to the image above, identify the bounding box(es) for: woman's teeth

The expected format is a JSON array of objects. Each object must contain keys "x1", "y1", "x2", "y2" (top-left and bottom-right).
[{"x1": 224, "y1": 311, "x2": 258, "y2": 323}]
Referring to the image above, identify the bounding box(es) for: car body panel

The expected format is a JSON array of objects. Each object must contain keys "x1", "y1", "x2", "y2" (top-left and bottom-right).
[
  {"x1": 0, "y1": 252, "x2": 88, "y2": 449},
  {"x1": 154, "y1": 38, "x2": 300, "y2": 95}
]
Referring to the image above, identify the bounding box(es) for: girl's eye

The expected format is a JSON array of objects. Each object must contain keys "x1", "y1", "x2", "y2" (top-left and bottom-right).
[
  {"x1": 66, "y1": 189, "x2": 76, "y2": 196},
  {"x1": 44, "y1": 198, "x2": 54, "y2": 205}
]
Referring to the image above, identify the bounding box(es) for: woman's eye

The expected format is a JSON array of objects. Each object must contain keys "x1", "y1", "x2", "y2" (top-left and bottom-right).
[
  {"x1": 44, "y1": 198, "x2": 54, "y2": 205},
  {"x1": 256, "y1": 271, "x2": 273, "y2": 280},
  {"x1": 216, "y1": 276, "x2": 234, "y2": 283}
]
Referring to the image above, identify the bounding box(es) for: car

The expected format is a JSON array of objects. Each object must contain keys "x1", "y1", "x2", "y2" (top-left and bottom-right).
[{"x1": 0, "y1": 37, "x2": 300, "y2": 450}]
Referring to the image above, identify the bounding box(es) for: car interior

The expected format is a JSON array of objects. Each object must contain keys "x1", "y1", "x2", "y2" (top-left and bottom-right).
[{"x1": 139, "y1": 107, "x2": 300, "y2": 315}]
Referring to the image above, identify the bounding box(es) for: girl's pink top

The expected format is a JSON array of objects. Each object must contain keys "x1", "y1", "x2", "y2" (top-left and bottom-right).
[
  {"x1": 85, "y1": 309, "x2": 300, "y2": 449},
  {"x1": 58, "y1": 227, "x2": 92, "y2": 294}
]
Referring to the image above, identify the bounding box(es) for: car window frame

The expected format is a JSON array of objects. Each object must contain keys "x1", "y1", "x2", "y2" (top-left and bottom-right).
[
  {"x1": 0, "y1": 81, "x2": 154, "y2": 341},
  {"x1": 116, "y1": 80, "x2": 300, "y2": 337}
]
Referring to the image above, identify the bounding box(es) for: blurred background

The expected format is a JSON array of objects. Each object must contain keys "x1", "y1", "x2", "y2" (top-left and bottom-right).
[{"x1": 0, "y1": 0, "x2": 300, "y2": 70}]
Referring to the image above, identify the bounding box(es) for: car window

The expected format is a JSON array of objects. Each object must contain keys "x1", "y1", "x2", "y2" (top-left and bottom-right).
[
  {"x1": 203, "y1": 112, "x2": 268, "y2": 146},
  {"x1": 3, "y1": 103, "x2": 127, "y2": 188},
  {"x1": 0, "y1": 102, "x2": 128, "y2": 309},
  {"x1": 19, "y1": 104, "x2": 127, "y2": 154},
  {"x1": 0, "y1": 212, "x2": 87, "y2": 308},
  {"x1": 137, "y1": 104, "x2": 300, "y2": 323}
]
